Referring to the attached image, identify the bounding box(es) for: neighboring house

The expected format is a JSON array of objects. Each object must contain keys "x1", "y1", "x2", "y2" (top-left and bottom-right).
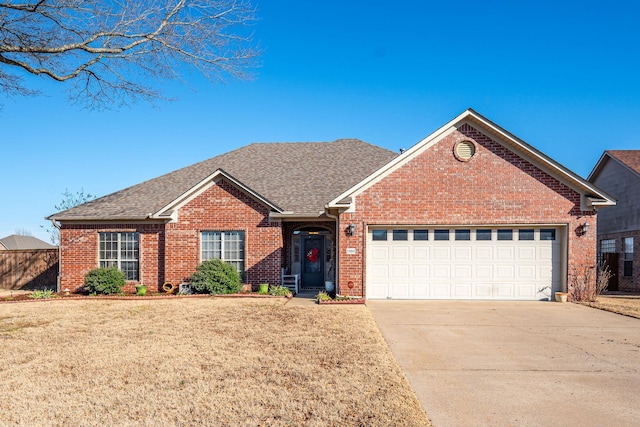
[
  {"x1": 0, "y1": 235, "x2": 56, "y2": 250},
  {"x1": 48, "y1": 109, "x2": 615, "y2": 300},
  {"x1": 588, "y1": 150, "x2": 640, "y2": 292}
]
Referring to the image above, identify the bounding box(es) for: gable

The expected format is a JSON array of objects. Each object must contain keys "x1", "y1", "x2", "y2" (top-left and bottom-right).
[
  {"x1": 355, "y1": 123, "x2": 582, "y2": 223},
  {"x1": 329, "y1": 109, "x2": 615, "y2": 212}
]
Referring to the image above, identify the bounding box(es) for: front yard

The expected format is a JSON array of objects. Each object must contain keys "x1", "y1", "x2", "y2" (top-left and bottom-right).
[
  {"x1": 0, "y1": 298, "x2": 429, "y2": 426},
  {"x1": 582, "y1": 294, "x2": 640, "y2": 319}
]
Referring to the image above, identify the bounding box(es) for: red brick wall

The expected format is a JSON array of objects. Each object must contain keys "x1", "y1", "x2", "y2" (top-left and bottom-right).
[
  {"x1": 337, "y1": 123, "x2": 597, "y2": 299},
  {"x1": 59, "y1": 179, "x2": 283, "y2": 293}
]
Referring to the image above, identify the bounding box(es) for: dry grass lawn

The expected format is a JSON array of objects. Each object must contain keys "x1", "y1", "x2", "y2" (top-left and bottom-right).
[
  {"x1": 584, "y1": 295, "x2": 640, "y2": 319},
  {"x1": 0, "y1": 298, "x2": 429, "y2": 426}
]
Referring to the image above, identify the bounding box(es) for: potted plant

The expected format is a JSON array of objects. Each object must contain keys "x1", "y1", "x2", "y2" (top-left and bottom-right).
[
  {"x1": 135, "y1": 284, "x2": 147, "y2": 296},
  {"x1": 258, "y1": 283, "x2": 269, "y2": 294}
]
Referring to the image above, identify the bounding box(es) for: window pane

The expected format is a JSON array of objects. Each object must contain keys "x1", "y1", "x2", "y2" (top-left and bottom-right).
[
  {"x1": 625, "y1": 237, "x2": 634, "y2": 254},
  {"x1": 201, "y1": 231, "x2": 245, "y2": 275},
  {"x1": 624, "y1": 260, "x2": 633, "y2": 277},
  {"x1": 393, "y1": 230, "x2": 408, "y2": 241},
  {"x1": 497, "y1": 229, "x2": 513, "y2": 241},
  {"x1": 601, "y1": 239, "x2": 616, "y2": 253},
  {"x1": 372, "y1": 230, "x2": 387, "y2": 241},
  {"x1": 519, "y1": 229, "x2": 535, "y2": 241},
  {"x1": 98, "y1": 232, "x2": 139, "y2": 281},
  {"x1": 413, "y1": 230, "x2": 429, "y2": 241},
  {"x1": 434, "y1": 230, "x2": 449, "y2": 241},
  {"x1": 540, "y1": 229, "x2": 556, "y2": 241},
  {"x1": 455, "y1": 229, "x2": 470, "y2": 241},
  {"x1": 476, "y1": 230, "x2": 492, "y2": 241}
]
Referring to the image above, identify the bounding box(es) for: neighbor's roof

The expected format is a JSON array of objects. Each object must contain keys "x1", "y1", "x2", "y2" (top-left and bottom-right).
[
  {"x1": 588, "y1": 150, "x2": 640, "y2": 180},
  {"x1": 48, "y1": 139, "x2": 398, "y2": 221},
  {"x1": 0, "y1": 235, "x2": 56, "y2": 250}
]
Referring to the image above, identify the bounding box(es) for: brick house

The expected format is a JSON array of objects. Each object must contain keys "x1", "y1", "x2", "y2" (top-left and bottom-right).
[
  {"x1": 588, "y1": 151, "x2": 640, "y2": 292},
  {"x1": 49, "y1": 109, "x2": 614, "y2": 300}
]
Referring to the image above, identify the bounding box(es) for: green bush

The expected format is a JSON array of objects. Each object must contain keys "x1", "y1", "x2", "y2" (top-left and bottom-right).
[
  {"x1": 84, "y1": 267, "x2": 126, "y2": 294},
  {"x1": 29, "y1": 289, "x2": 54, "y2": 299},
  {"x1": 269, "y1": 285, "x2": 291, "y2": 296},
  {"x1": 189, "y1": 259, "x2": 241, "y2": 295}
]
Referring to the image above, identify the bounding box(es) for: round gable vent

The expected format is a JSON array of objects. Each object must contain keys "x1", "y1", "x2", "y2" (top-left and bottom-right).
[{"x1": 454, "y1": 140, "x2": 476, "y2": 161}]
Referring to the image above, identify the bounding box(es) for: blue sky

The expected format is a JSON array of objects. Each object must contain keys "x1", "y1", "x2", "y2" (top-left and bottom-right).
[{"x1": 2, "y1": 1, "x2": 639, "y2": 242}]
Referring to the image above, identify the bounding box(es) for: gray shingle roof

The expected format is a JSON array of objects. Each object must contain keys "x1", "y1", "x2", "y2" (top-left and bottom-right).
[
  {"x1": 0, "y1": 235, "x2": 56, "y2": 250},
  {"x1": 49, "y1": 139, "x2": 398, "y2": 221}
]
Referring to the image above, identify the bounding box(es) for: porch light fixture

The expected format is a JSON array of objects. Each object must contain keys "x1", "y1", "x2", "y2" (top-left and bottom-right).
[
  {"x1": 347, "y1": 223, "x2": 356, "y2": 236},
  {"x1": 580, "y1": 222, "x2": 590, "y2": 235}
]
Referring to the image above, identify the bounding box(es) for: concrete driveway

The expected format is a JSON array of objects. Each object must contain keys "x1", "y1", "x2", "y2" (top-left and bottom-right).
[{"x1": 368, "y1": 301, "x2": 640, "y2": 427}]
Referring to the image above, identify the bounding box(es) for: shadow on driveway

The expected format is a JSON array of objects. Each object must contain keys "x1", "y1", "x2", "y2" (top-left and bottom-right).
[{"x1": 368, "y1": 300, "x2": 640, "y2": 427}]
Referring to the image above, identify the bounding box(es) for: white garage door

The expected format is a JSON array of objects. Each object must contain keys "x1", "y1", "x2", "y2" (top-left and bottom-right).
[{"x1": 367, "y1": 227, "x2": 563, "y2": 300}]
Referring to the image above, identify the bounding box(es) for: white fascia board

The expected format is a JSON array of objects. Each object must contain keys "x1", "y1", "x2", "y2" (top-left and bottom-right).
[{"x1": 150, "y1": 169, "x2": 283, "y2": 220}]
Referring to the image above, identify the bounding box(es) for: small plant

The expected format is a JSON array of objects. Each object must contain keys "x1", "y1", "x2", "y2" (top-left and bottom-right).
[
  {"x1": 84, "y1": 267, "x2": 126, "y2": 294},
  {"x1": 316, "y1": 291, "x2": 332, "y2": 302},
  {"x1": 29, "y1": 289, "x2": 54, "y2": 299},
  {"x1": 269, "y1": 285, "x2": 291, "y2": 297},
  {"x1": 190, "y1": 259, "x2": 241, "y2": 295}
]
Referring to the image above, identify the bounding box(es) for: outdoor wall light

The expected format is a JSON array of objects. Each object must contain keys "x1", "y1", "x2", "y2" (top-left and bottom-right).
[
  {"x1": 347, "y1": 223, "x2": 356, "y2": 236},
  {"x1": 580, "y1": 222, "x2": 590, "y2": 235}
]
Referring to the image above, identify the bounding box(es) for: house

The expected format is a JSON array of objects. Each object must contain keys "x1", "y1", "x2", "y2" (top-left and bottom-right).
[
  {"x1": 48, "y1": 109, "x2": 615, "y2": 300},
  {"x1": 588, "y1": 150, "x2": 640, "y2": 292},
  {"x1": 0, "y1": 234, "x2": 56, "y2": 250}
]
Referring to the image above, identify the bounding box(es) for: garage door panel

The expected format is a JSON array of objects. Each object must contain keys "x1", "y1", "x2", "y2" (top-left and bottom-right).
[
  {"x1": 453, "y1": 283, "x2": 472, "y2": 298},
  {"x1": 391, "y1": 247, "x2": 409, "y2": 260},
  {"x1": 370, "y1": 247, "x2": 389, "y2": 261},
  {"x1": 367, "y1": 227, "x2": 562, "y2": 300},
  {"x1": 391, "y1": 265, "x2": 410, "y2": 279},
  {"x1": 433, "y1": 247, "x2": 451, "y2": 260},
  {"x1": 453, "y1": 265, "x2": 472, "y2": 279},
  {"x1": 431, "y1": 283, "x2": 451, "y2": 298},
  {"x1": 454, "y1": 247, "x2": 472, "y2": 260}
]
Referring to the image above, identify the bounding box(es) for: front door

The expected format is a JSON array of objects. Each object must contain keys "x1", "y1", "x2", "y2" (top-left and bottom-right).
[{"x1": 302, "y1": 235, "x2": 324, "y2": 290}]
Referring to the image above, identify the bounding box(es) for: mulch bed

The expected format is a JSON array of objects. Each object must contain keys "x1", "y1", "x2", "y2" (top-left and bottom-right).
[{"x1": 0, "y1": 291, "x2": 291, "y2": 304}]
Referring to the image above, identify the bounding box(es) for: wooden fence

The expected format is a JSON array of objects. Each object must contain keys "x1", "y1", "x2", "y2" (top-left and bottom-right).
[{"x1": 0, "y1": 249, "x2": 59, "y2": 290}]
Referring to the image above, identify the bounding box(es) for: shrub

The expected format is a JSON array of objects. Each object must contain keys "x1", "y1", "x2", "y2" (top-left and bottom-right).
[
  {"x1": 269, "y1": 285, "x2": 291, "y2": 297},
  {"x1": 189, "y1": 259, "x2": 241, "y2": 295},
  {"x1": 84, "y1": 267, "x2": 126, "y2": 294},
  {"x1": 316, "y1": 291, "x2": 332, "y2": 302},
  {"x1": 29, "y1": 289, "x2": 54, "y2": 299}
]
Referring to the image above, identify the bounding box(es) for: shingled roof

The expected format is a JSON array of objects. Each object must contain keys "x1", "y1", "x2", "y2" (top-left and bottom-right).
[
  {"x1": 0, "y1": 235, "x2": 56, "y2": 250},
  {"x1": 605, "y1": 150, "x2": 640, "y2": 175},
  {"x1": 48, "y1": 139, "x2": 398, "y2": 221}
]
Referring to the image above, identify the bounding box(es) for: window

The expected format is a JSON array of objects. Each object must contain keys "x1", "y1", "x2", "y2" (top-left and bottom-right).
[
  {"x1": 393, "y1": 230, "x2": 408, "y2": 241},
  {"x1": 202, "y1": 231, "x2": 245, "y2": 274},
  {"x1": 455, "y1": 229, "x2": 471, "y2": 240},
  {"x1": 476, "y1": 229, "x2": 492, "y2": 241},
  {"x1": 434, "y1": 230, "x2": 449, "y2": 241},
  {"x1": 519, "y1": 229, "x2": 535, "y2": 241},
  {"x1": 372, "y1": 229, "x2": 387, "y2": 241},
  {"x1": 600, "y1": 239, "x2": 616, "y2": 253},
  {"x1": 413, "y1": 230, "x2": 429, "y2": 241},
  {"x1": 99, "y1": 232, "x2": 139, "y2": 281},
  {"x1": 540, "y1": 229, "x2": 556, "y2": 241},
  {"x1": 624, "y1": 237, "x2": 634, "y2": 277},
  {"x1": 497, "y1": 229, "x2": 513, "y2": 241}
]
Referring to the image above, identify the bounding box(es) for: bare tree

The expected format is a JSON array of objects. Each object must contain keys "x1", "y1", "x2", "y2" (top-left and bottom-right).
[
  {"x1": 0, "y1": 1, "x2": 260, "y2": 108},
  {"x1": 42, "y1": 188, "x2": 95, "y2": 244}
]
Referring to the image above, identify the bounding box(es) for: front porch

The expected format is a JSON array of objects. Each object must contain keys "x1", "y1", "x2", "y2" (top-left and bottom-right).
[{"x1": 281, "y1": 221, "x2": 336, "y2": 293}]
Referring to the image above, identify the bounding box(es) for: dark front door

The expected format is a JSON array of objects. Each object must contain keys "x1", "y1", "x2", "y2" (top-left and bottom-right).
[
  {"x1": 603, "y1": 253, "x2": 619, "y2": 291},
  {"x1": 302, "y1": 235, "x2": 324, "y2": 289}
]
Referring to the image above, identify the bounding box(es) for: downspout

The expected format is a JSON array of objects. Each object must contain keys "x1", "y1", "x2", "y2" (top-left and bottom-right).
[
  {"x1": 325, "y1": 209, "x2": 340, "y2": 295},
  {"x1": 50, "y1": 219, "x2": 61, "y2": 292}
]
